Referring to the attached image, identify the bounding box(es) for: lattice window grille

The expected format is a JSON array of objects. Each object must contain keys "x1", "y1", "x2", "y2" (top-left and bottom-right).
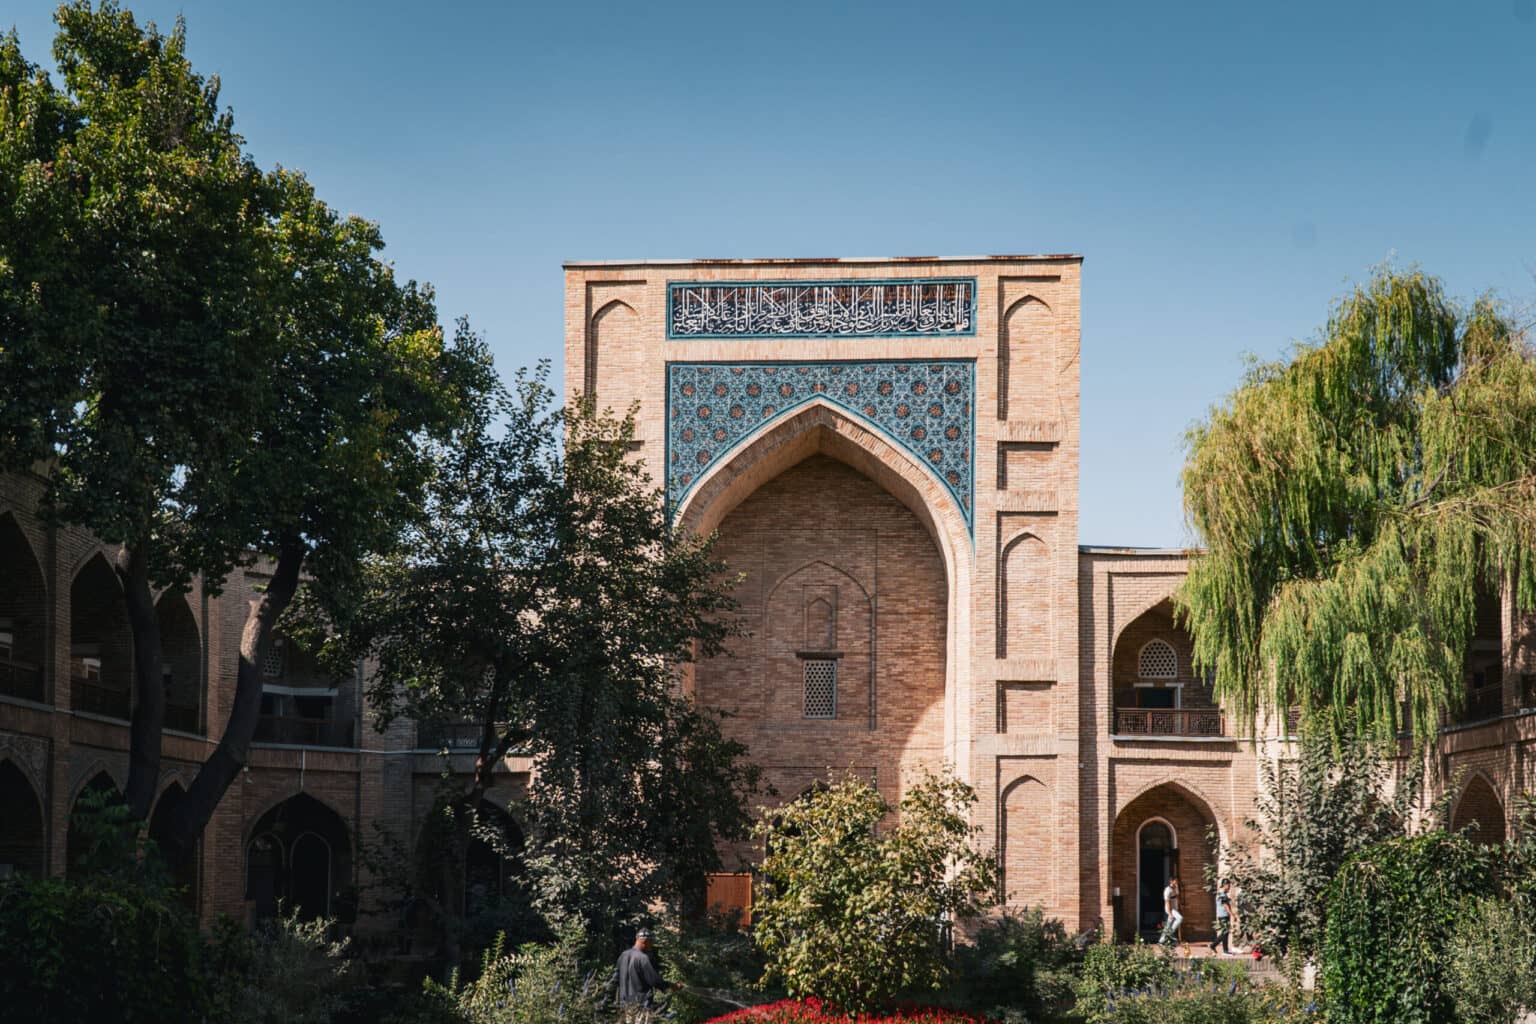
[
  {"x1": 1138, "y1": 640, "x2": 1177, "y2": 680},
  {"x1": 261, "y1": 637, "x2": 286, "y2": 679},
  {"x1": 803, "y1": 660, "x2": 837, "y2": 719}
]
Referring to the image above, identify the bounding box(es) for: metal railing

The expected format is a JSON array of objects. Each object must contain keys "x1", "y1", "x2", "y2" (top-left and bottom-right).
[
  {"x1": 253, "y1": 714, "x2": 355, "y2": 747},
  {"x1": 1459, "y1": 685, "x2": 1504, "y2": 725},
  {"x1": 1114, "y1": 707, "x2": 1225, "y2": 737},
  {"x1": 0, "y1": 657, "x2": 44, "y2": 703},
  {"x1": 416, "y1": 721, "x2": 484, "y2": 751},
  {"x1": 73, "y1": 676, "x2": 130, "y2": 720}
]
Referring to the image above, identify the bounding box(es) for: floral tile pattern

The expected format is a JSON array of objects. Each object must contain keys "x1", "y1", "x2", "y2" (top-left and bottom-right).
[{"x1": 666, "y1": 360, "x2": 975, "y2": 532}]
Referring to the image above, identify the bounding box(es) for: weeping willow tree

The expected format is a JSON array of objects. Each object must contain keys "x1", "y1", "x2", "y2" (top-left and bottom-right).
[{"x1": 1179, "y1": 268, "x2": 1536, "y2": 744}]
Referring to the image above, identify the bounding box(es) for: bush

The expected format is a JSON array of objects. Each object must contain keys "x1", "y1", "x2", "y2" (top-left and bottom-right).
[
  {"x1": 1320, "y1": 830, "x2": 1491, "y2": 1024},
  {"x1": 942, "y1": 909, "x2": 1079, "y2": 1023},
  {"x1": 752, "y1": 769, "x2": 998, "y2": 1013},
  {"x1": 0, "y1": 873, "x2": 208, "y2": 1022},
  {"x1": 1445, "y1": 896, "x2": 1536, "y2": 1024},
  {"x1": 1084, "y1": 965, "x2": 1314, "y2": 1024},
  {"x1": 1072, "y1": 942, "x2": 1176, "y2": 1024},
  {"x1": 409, "y1": 918, "x2": 604, "y2": 1024},
  {"x1": 660, "y1": 919, "x2": 780, "y2": 1024},
  {"x1": 206, "y1": 906, "x2": 360, "y2": 1024},
  {"x1": 703, "y1": 997, "x2": 996, "y2": 1024}
]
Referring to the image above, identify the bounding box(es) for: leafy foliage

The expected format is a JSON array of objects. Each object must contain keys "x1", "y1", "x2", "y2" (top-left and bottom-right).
[
  {"x1": 751, "y1": 769, "x2": 999, "y2": 1014},
  {"x1": 1445, "y1": 896, "x2": 1536, "y2": 1024},
  {"x1": 1083, "y1": 962, "x2": 1314, "y2": 1024},
  {"x1": 0, "y1": 872, "x2": 208, "y2": 1022},
  {"x1": 702, "y1": 998, "x2": 998, "y2": 1024},
  {"x1": 1072, "y1": 941, "x2": 1177, "y2": 1024},
  {"x1": 205, "y1": 908, "x2": 360, "y2": 1024},
  {"x1": 1320, "y1": 829, "x2": 1492, "y2": 1024},
  {"x1": 341, "y1": 364, "x2": 758, "y2": 944},
  {"x1": 942, "y1": 909, "x2": 1080, "y2": 1024},
  {"x1": 408, "y1": 920, "x2": 605, "y2": 1024},
  {"x1": 1213, "y1": 734, "x2": 1417, "y2": 961},
  {"x1": 656, "y1": 920, "x2": 781, "y2": 1024},
  {"x1": 1179, "y1": 267, "x2": 1536, "y2": 743}
]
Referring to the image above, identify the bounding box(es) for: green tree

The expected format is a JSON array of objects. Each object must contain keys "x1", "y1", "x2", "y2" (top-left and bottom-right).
[
  {"x1": 1321, "y1": 830, "x2": 1491, "y2": 1024},
  {"x1": 751, "y1": 768, "x2": 998, "y2": 1014},
  {"x1": 1215, "y1": 734, "x2": 1418, "y2": 962},
  {"x1": 1178, "y1": 267, "x2": 1536, "y2": 743},
  {"x1": 338, "y1": 365, "x2": 758, "y2": 952},
  {"x1": 0, "y1": 3, "x2": 483, "y2": 839}
]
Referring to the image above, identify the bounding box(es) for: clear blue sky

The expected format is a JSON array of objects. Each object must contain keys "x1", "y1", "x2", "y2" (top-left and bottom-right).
[{"x1": 9, "y1": 1, "x2": 1535, "y2": 546}]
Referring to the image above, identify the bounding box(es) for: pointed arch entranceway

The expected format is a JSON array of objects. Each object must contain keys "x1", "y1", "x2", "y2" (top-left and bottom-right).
[
  {"x1": 243, "y1": 793, "x2": 352, "y2": 921},
  {"x1": 1112, "y1": 782, "x2": 1220, "y2": 941}
]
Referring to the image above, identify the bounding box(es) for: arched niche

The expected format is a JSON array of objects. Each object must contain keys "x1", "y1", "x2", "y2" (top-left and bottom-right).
[
  {"x1": 69, "y1": 554, "x2": 133, "y2": 720},
  {"x1": 156, "y1": 592, "x2": 202, "y2": 733},
  {"x1": 243, "y1": 792, "x2": 352, "y2": 921},
  {"x1": 0, "y1": 514, "x2": 47, "y2": 703},
  {"x1": 1000, "y1": 774, "x2": 1053, "y2": 910},
  {"x1": 1111, "y1": 782, "x2": 1221, "y2": 941},
  {"x1": 998, "y1": 532, "x2": 1051, "y2": 660},
  {"x1": 1000, "y1": 295, "x2": 1058, "y2": 422},
  {"x1": 0, "y1": 759, "x2": 46, "y2": 876},
  {"x1": 66, "y1": 770, "x2": 124, "y2": 878},
  {"x1": 1451, "y1": 773, "x2": 1507, "y2": 847},
  {"x1": 588, "y1": 298, "x2": 641, "y2": 412}
]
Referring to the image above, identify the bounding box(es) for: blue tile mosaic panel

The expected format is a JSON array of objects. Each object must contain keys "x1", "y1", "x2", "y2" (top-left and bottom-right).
[
  {"x1": 668, "y1": 279, "x2": 976, "y2": 339},
  {"x1": 666, "y1": 360, "x2": 975, "y2": 531}
]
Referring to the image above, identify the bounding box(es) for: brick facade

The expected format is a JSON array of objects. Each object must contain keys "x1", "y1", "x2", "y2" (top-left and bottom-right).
[{"x1": 3, "y1": 254, "x2": 1534, "y2": 942}]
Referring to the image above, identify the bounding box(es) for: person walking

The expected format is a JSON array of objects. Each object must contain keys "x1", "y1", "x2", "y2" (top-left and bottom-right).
[
  {"x1": 614, "y1": 927, "x2": 674, "y2": 1021},
  {"x1": 1158, "y1": 877, "x2": 1183, "y2": 947},
  {"x1": 1210, "y1": 879, "x2": 1236, "y2": 955}
]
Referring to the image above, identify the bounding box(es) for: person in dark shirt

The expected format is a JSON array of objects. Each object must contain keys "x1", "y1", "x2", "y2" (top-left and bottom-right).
[{"x1": 614, "y1": 927, "x2": 673, "y2": 1015}]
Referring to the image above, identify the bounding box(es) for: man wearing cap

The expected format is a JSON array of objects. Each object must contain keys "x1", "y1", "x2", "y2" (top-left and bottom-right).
[{"x1": 614, "y1": 927, "x2": 674, "y2": 1018}]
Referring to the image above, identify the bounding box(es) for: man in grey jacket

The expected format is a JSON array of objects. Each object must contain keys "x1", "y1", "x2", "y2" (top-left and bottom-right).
[{"x1": 614, "y1": 928, "x2": 674, "y2": 1016}]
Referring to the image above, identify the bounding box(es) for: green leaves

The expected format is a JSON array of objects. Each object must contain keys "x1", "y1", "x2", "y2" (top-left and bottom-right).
[
  {"x1": 750, "y1": 769, "x2": 998, "y2": 1014},
  {"x1": 1180, "y1": 267, "x2": 1536, "y2": 744}
]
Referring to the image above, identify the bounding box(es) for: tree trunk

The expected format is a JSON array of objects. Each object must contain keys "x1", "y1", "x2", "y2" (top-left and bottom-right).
[
  {"x1": 161, "y1": 535, "x2": 304, "y2": 859},
  {"x1": 116, "y1": 543, "x2": 164, "y2": 820}
]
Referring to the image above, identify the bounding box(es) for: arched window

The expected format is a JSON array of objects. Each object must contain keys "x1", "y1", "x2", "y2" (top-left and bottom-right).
[{"x1": 1138, "y1": 639, "x2": 1177, "y2": 680}]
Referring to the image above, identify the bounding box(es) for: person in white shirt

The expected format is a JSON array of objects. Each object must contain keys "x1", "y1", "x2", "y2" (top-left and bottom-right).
[{"x1": 1158, "y1": 877, "x2": 1183, "y2": 946}]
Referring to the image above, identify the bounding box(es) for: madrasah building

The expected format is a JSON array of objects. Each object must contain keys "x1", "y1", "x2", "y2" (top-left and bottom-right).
[{"x1": 0, "y1": 255, "x2": 1530, "y2": 943}]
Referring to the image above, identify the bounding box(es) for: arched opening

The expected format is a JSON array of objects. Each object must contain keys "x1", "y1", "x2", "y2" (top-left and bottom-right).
[
  {"x1": 0, "y1": 760, "x2": 45, "y2": 877},
  {"x1": 156, "y1": 593, "x2": 202, "y2": 734},
  {"x1": 413, "y1": 798, "x2": 537, "y2": 952},
  {"x1": 1452, "y1": 774, "x2": 1507, "y2": 846},
  {"x1": 1111, "y1": 599, "x2": 1222, "y2": 737},
  {"x1": 244, "y1": 793, "x2": 352, "y2": 922},
  {"x1": 1000, "y1": 774, "x2": 1053, "y2": 910},
  {"x1": 0, "y1": 514, "x2": 47, "y2": 702},
  {"x1": 148, "y1": 782, "x2": 199, "y2": 909},
  {"x1": 66, "y1": 770, "x2": 124, "y2": 878},
  {"x1": 69, "y1": 555, "x2": 133, "y2": 720},
  {"x1": 1111, "y1": 783, "x2": 1220, "y2": 941},
  {"x1": 696, "y1": 451, "x2": 948, "y2": 811}
]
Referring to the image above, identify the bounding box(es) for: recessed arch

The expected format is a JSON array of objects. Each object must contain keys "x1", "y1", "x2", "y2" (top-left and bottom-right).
[
  {"x1": 998, "y1": 531, "x2": 1051, "y2": 660},
  {"x1": 0, "y1": 758, "x2": 45, "y2": 876},
  {"x1": 243, "y1": 792, "x2": 352, "y2": 921},
  {"x1": 1451, "y1": 771, "x2": 1506, "y2": 846},
  {"x1": 148, "y1": 780, "x2": 198, "y2": 908},
  {"x1": 156, "y1": 591, "x2": 202, "y2": 733},
  {"x1": 0, "y1": 513, "x2": 48, "y2": 703},
  {"x1": 66, "y1": 770, "x2": 124, "y2": 878},
  {"x1": 1112, "y1": 781, "x2": 1223, "y2": 941},
  {"x1": 1000, "y1": 294, "x2": 1058, "y2": 422},
  {"x1": 1000, "y1": 774, "x2": 1053, "y2": 909},
  {"x1": 588, "y1": 298, "x2": 641, "y2": 410},
  {"x1": 69, "y1": 553, "x2": 133, "y2": 720}
]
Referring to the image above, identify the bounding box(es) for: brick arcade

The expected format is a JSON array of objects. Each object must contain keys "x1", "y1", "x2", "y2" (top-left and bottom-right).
[{"x1": 2, "y1": 255, "x2": 1534, "y2": 942}]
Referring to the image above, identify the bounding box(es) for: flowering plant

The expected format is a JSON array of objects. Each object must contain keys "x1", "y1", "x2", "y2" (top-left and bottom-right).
[{"x1": 705, "y1": 998, "x2": 996, "y2": 1024}]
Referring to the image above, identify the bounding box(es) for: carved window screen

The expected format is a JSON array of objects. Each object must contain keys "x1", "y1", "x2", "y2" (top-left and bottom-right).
[
  {"x1": 1138, "y1": 639, "x2": 1177, "y2": 680},
  {"x1": 803, "y1": 660, "x2": 837, "y2": 719}
]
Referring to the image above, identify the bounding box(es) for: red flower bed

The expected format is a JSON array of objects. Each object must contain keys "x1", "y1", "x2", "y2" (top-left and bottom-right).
[{"x1": 705, "y1": 998, "x2": 996, "y2": 1024}]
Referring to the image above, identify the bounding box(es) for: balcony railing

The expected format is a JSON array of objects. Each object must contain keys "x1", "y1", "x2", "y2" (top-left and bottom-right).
[
  {"x1": 1458, "y1": 685, "x2": 1504, "y2": 726},
  {"x1": 417, "y1": 721, "x2": 484, "y2": 751},
  {"x1": 0, "y1": 657, "x2": 44, "y2": 703},
  {"x1": 74, "y1": 676, "x2": 130, "y2": 720},
  {"x1": 253, "y1": 714, "x2": 354, "y2": 747},
  {"x1": 1114, "y1": 707, "x2": 1225, "y2": 737}
]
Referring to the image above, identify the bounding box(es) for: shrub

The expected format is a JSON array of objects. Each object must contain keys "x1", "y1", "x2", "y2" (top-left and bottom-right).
[
  {"x1": 1445, "y1": 896, "x2": 1536, "y2": 1024},
  {"x1": 413, "y1": 917, "x2": 604, "y2": 1024},
  {"x1": 1086, "y1": 965, "x2": 1315, "y2": 1024},
  {"x1": 1321, "y1": 829, "x2": 1492, "y2": 1024},
  {"x1": 942, "y1": 909, "x2": 1079, "y2": 1023},
  {"x1": 752, "y1": 768, "x2": 998, "y2": 1013},
  {"x1": 206, "y1": 906, "x2": 360, "y2": 1024},
  {"x1": 1072, "y1": 941, "x2": 1176, "y2": 1024},
  {"x1": 0, "y1": 873, "x2": 208, "y2": 1022},
  {"x1": 659, "y1": 919, "x2": 780, "y2": 1024}
]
